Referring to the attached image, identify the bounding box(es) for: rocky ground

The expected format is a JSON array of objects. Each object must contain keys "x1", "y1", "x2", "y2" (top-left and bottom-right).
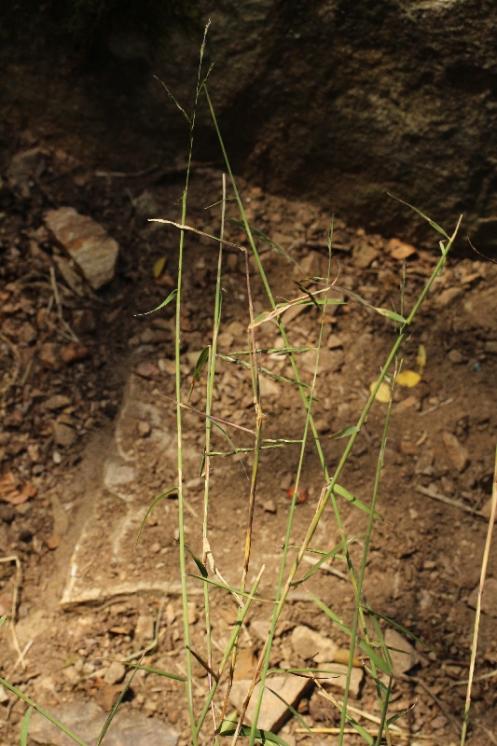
[{"x1": 1, "y1": 141, "x2": 497, "y2": 745}]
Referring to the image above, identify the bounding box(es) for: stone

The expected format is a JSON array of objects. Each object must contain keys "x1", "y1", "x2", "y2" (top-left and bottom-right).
[
  {"x1": 233, "y1": 648, "x2": 258, "y2": 681},
  {"x1": 317, "y1": 662, "x2": 363, "y2": 698},
  {"x1": 485, "y1": 340, "x2": 497, "y2": 354},
  {"x1": 61, "y1": 343, "x2": 90, "y2": 364},
  {"x1": 44, "y1": 207, "x2": 119, "y2": 290},
  {"x1": 132, "y1": 190, "x2": 161, "y2": 219},
  {"x1": 448, "y1": 349, "x2": 464, "y2": 364},
  {"x1": 103, "y1": 459, "x2": 136, "y2": 492},
  {"x1": 39, "y1": 342, "x2": 60, "y2": 369},
  {"x1": 290, "y1": 625, "x2": 337, "y2": 663},
  {"x1": 384, "y1": 628, "x2": 418, "y2": 676},
  {"x1": 262, "y1": 499, "x2": 277, "y2": 514},
  {"x1": 29, "y1": 700, "x2": 106, "y2": 745},
  {"x1": 7, "y1": 147, "x2": 48, "y2": 197},
  {"x1": 301, "y1": 348, "x2": 344, "y2": 374},
  {"x1": 250, "y1": 619, "x2": 271, "y2": 642},
  {"x1": 218, "y1": 332, "x2": 234, "y2": 348},
  {"x1": 104, "y1": 660, "x2": 126, "y2": 685},
  {"x1": 44, "y1": 394, "x2": 71, "y2": 411},
  {"x1": 135, "y1": 614, "x2": 155, "y2": 641},
  {"x1": 435, "y1": 287, "x2": 463, "y2": 307},
  {"x1": 230, "y1": 674, "x2": 312, "y2": 733},
  {"x1": 353, "y1": 244, "x2": 379, "y2": 269},
  {"x1": 297, "y1": 250, "x2": 325, "y2": 278},
  {"x1": 18, "y1": 321, "x2": 36, "y2": 344},
  {"x1": 467, "y1": 577, "x2": 497, "y2": 618},
  {"x1": 442, "y1": 431, "x2": 469, "y2": 472},
  {"x1": 137, "y1": 420, "x2": 151, "y2": 437},
  {"x1": 73, "y1": 309, "x2": 96, "y2": 334},
  {"x1": 29, "y1": 700, "x2": 178, "y2": 746},
  {"x1": 259, "y1": 376, "x2": 280, "y2": 397},
  {"x1": 227, "y1": 320, "x2": 246, "y2": 337},
  {"x1": 135, "y1": 361, "x2": 159, "y2": 379},
  {"x1": 105, "y1": 711, "x2": 178, "y2": 746},
  {"x1": 188, "y1": 602, "x2": 198, "y2": 625},
  {"x1": 387, "y1": 238, "x2": 417, "y2": 260},
  {"x1": 327, "y1": 333, "x2": 343, "y2": 349},
  {"x1": 52, "y1": 421, "x2": 77, "y2": 448}
]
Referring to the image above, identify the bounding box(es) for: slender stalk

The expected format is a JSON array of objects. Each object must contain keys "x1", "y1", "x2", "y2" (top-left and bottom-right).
[
  {"x1": 173, "y1": 23, "x2": 211, "y2": 741},
  {"x1": 340, "y1": 380, "x2": 395, "y2": 744},
  {"x1": 201, "y1": 173, "x2": 226, "y2": 738},
  {"x1": 241, "y1": 248, "x2": 264, "y2": 591},
  {"x1": 461, "y1": 445, "x2": 497, "y2": 745}
]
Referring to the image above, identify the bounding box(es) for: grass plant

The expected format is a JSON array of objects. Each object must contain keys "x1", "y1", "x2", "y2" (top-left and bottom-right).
[{"x1": 3, "y1": 25, "x2": 495, "y2": 746}]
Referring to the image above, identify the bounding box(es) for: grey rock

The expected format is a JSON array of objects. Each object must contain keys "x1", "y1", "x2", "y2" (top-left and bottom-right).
[
  {"x1": 103, "y1": 459, "x2": 136, "y2": 492},
  {"x1": 29, "y1": 700, "x2": 178, "y2": 746},
  {"x1": 104, "y1": 661, "x2": 126, "y2": 685},
  {"x1": 52, "y1": 421, "x2": 77, "y2": 448},
  {"x1": 468, "y1": 577, "x2": 497, "y2": 618},
  {"x1": 7, "y1": 147, "x2": 48, "y2": 197},
  {"x1": 317, "y1": 662, "x2": 364, "y2": 698},
  {"x1": 384, "y1": 628, "x2": 418, "y2": 676},
  {"x1": 29, "y1": 700, "x2": 105, "y2": 745},
  {"x1": 291, "y1": 624, "x2": 337, "y2": 663},
  {"x1": 105, "y1": 711, "x2": 178, "y2": 746},
  {"x1": 230, "y1": 674, "x2": 312, "y2": 733}
]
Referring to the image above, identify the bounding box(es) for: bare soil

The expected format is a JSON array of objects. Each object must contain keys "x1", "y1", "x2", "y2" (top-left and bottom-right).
[{"x1": 1, "y1": 138, "x2": 497, "y2": 746}]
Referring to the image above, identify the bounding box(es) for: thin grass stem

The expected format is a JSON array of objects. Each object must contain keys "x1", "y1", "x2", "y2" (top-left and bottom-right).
[{"x1": 460, "y1": 445, "x2": 497, "y2": 744}]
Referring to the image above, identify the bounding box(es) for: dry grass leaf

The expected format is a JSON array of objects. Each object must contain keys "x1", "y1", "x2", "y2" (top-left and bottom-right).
[
  {"x1": 416, "y1": 343, "x2": 427, "y2": 372},
  {"x1": 153, "y1": 256, "x2": 167, "y2": 278}
]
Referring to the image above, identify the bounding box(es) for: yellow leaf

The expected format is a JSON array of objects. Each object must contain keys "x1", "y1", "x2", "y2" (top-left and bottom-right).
[
  {"x1": 416, "y1": 344, "x2": 427, "y2": 372},
  {"x1": 396, "y1": 370, "x2": 421, "y2": 387},
  {"x1": 153, "y1": 256, "x2": 167, "y2": 278},
  {"x1": 370, "y1": 380, "x2": 391, "y2": 403}
]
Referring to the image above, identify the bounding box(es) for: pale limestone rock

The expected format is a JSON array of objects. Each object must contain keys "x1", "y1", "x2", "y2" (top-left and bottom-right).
[
  {"x1": 230, "y1": 674, "x2": 312, "y2": 732},
  {"x1": 45, "y1": 207, "x2": 119, "y2": 289},
  {"x1": 385, "y1": 628, "x2": 418, "y2": 676}
]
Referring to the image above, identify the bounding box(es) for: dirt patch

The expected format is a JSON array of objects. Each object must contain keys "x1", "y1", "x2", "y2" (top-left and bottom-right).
[{"x1": 1, "y1": 144, "x2": 497, "y2": 745}]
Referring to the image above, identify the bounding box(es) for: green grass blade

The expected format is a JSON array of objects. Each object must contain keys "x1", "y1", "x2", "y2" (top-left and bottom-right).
[
  {"x1": 219, "y1": 717, "x2": 290, "y2": 745},
  {"x1": 387, "y1": 193, "x2": 450, "y2": 239},
  {"x1": 20, "y1": 707, "x2": 32, "y2": 746},
  {"x1": 125, "y1": 663, "x2": 186, "y2": 682},
  {"x1": 333, "y1": 483, "x2": 381, "y2": 519},
  {"x1": 133, "y1": 288, "x2": 177, "y2": 317},
  {"x1": 135, "y1": 487, "x2": 178, "y2": 547}
]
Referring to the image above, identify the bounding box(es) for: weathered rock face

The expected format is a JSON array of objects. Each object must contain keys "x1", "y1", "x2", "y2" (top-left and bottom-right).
[
  {"x1": 179, "y1": 0, "x2": 497, "y2": 247},
  {"x1": 3, "y1": 1, "x2": 497, "y2": 248}
]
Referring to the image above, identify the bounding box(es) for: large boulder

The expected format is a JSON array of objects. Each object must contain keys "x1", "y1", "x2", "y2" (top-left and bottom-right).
[{"x1": 2, "y1": 1, "x2": 497, "y2": 248}]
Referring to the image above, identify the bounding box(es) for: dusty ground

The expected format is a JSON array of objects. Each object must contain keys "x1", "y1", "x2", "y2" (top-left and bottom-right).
[{"x1": 1, "y1": 139, "x2": 497, "y2": 746}]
